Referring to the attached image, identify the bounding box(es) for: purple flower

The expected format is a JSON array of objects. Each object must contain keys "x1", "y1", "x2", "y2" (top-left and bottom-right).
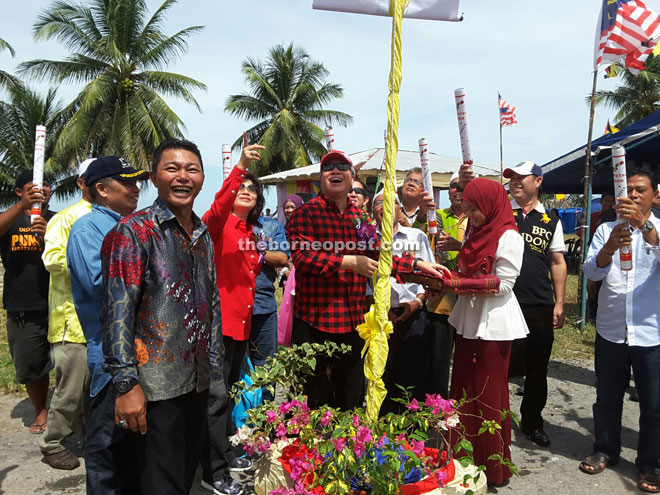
[
  {"x1": 276, "y1": 423, "x2": 288, "y2": 438},
  {"x1": 355, "y1": 425, "x2": 373, "y2": 444},
  {"x1": 433, "y1": 469, "x2": 449, "y2": 488},
  {"x1": 411, "y1": 439, "x2": 425, "y2": 456},
  {"x1": 352, "y1": 415, "x2": 360, "y2": 427},
  {"x1": 407, "y1": 398, "x2": 420, "y2": 411},
  {"x1": 331, "y1": 437, "x2": 346, "y2": 451}
]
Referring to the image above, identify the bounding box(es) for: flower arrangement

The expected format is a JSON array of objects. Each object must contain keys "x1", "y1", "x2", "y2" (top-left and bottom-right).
[
  {"x1": 353, "y1": 210, "x2": 378, "y2": 244},
  {"x1": 230, "y1": 343, "x2": 517, "y2": 495}
]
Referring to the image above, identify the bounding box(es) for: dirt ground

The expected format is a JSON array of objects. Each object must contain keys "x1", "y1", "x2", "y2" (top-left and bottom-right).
[{"x1": 0, "y1": 357, "x2": 644, "y2": 495}]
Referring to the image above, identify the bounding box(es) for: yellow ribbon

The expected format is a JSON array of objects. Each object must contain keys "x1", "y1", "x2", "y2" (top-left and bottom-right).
[{"x1": 361, "y1": 0, "x2": 405, "y2": 424}]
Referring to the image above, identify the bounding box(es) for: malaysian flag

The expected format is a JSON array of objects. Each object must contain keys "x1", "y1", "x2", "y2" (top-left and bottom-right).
[
  {"x1": 498, "y1": 93, "x2": 517, "y2": 126},
  {"x1": 594, "y1": 0, "x2": 660, "y2": 73}
]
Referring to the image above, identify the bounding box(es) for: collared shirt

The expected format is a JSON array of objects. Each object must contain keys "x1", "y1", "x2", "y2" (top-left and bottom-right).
[
  {"x1": 584, "y1": 215, "x2": 660, "y2": 347},
  {"x1": 510, "y1": 200, "x2": 565, "y2": 252},
  {"x1": 288, "y1": 193, "x2": 414, "y2": 334},
  {"x1": 101, "y1": 198, "x2": 223, "y2": 402},
  {"x1": 202, "y1": 166, "x2": 261, "y2": 341},
  {"x1": 401, "y1": 204, "x2": 420, "y2": 225},
  {"x1": 68, "y1": 204, "x2": 122, "y2": 397},
  {"x1": 43, "y1": 198, "x2": 92, "y2": 344},
  {"x1": 369, "y1": 225, "x2": 434, "y2": 307},
  {"x1": 253, "y1": 217, "x2": 289, "y2": 315}
]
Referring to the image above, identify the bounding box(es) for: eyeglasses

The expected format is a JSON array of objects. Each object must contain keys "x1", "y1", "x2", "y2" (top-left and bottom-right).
[
  {"x1": 403, "y1": 177, "x2": 422, "y2": 187},
  {"x1": 349, "y1": 187, "x2": 367, "y2": 196},
  {"x1": 239, "y1": 182, "x2": 258, "y2": 194},
  {"x1": 321, "y1": 161, "x2": 352, "y2": 172}
]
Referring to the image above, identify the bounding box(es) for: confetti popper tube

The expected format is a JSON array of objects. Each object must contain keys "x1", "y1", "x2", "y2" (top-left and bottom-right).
[
  {"x1": 612, "y1": 144, "x2": 632, "y2": 271},
  {"x1": 454, "y1": 88, "x2": 473, "y2": 166},
  {"x1": 222, "y1": 144, "x2": 232, "y2": 180},
  {"x1": 324, "y1": 125, "x2": 335, "y2": 151},
  {"x1": 418, "y1": 138, "x2": 437, "y2": 235},
  {"x1": 31, "y1": 125, "x2": 46, "y2": 223}
]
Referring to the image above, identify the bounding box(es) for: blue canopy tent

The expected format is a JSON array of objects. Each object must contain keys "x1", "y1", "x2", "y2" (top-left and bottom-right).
[{"x1": 541, "y1": 109, "x2": 660, "y2": 194}]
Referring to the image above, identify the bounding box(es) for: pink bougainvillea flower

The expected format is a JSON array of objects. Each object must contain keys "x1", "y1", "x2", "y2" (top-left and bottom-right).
[
  {"x1": 352, "y1": 415, "x2": 360, "y2": 427},
  {"x1": 411, "y1": 439, "x2": 425, "y2": 456},
  {"x1": 278, "y1": 401, "x2": 293, "y2": 415},
  {"x1": 394, "y1": 433, "x2": 407, "y2": 444},
  {"x1": 353, "y1": 441, "x2": 365, "y2": 458},
  {"x1": 266, "y1": 410, "x2": 278, "y2": 423},
  {"x1": 406, "y1": 398, "x2": 420, "y2": 411},
  {"x1": 320, "y1": 410, "x2": 333, "y2": 426},
  {"x1": 433, "y1": 469, "x2": 448, "y2": 488},
  {"x1": 276, "y1": 423, "x2": 288, "y2": 438},
  {"x1": 355, "y1": 425, "x2": 373, "y2": 444},
  {"x1": 331, "y1": 437, "x2": 346, "y2": 451}
]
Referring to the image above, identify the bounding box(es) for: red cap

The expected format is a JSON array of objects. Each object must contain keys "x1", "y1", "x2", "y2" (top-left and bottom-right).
[{"x1": 320, "y1": 150, "x2": 353, "y2": 167}]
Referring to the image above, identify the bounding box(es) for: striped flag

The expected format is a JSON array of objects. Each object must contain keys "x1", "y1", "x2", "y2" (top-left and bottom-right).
[
  {"x1": 594, "y1": 0, "x2": 660, "y2": 73},
  {"x1": 498, "y1": 93, "x2": 517, "y2": 126}
]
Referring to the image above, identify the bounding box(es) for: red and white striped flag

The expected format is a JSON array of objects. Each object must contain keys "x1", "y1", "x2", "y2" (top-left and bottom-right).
[
  {"x1": 594, "y1": 0, "x2": 660, "y2": 73},
  {"x1": 498, "y1": 93, "x2": 517, "y2": 126}
]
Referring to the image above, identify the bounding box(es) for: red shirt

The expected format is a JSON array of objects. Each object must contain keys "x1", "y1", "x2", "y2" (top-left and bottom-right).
[
  {"x1": 202, "y1": 166, "x2": 261, "y2": 341},
  {"x1": 287, "y1": 193, "x2": 414, "y2": 334}
]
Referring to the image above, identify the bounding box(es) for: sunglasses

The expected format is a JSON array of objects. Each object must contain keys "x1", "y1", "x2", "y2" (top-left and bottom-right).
[
  {"x1": 404, "y1": 177, "x2": 423, "y2": 187},
  {"x1": 349, "y1": 187, "x2": 367, "y2": 196},
  {"x1": 449, "y1": 182, "x2": 460, "y2": 190},
  {"x1": 321, "y1": 162, "x2": 352, "y2": 172},
  {"x1": 239, "y1": 182, "x2": 258, "y2": 194}
]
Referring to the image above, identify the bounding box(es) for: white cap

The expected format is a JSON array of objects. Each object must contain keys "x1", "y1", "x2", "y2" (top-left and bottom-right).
[
  {"x1": 373, "y1": 188, "x2": 400, "y2": 205},
  {"x1": 78, "y1": 158, "x2": 96, "y2": 178},
  {"x1": 503, "y1": 160, "x2": 543, "y2": 178}
]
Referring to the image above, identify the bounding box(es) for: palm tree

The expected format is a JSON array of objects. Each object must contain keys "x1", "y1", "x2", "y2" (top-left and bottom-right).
[
  {"x1": 0, "y1": 37, "x2": 21, "y2": 90},
  {"x1": 592, "y1": 55, "x2": 660, "y2": 128},
  {"x1": 0, "y1": 84, "x2": 71, "y2": 206},
  {"x1": 18, "y1": 0, "x2": 206, "y2": 171},
  {"x1": 226, "y1": 43, "x2": 353, "y2": 175}
]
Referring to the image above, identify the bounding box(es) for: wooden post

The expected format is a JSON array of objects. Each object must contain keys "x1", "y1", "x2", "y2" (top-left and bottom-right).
[{"x1": 577, "y1": 70, "x2": 599, "y2": 330}]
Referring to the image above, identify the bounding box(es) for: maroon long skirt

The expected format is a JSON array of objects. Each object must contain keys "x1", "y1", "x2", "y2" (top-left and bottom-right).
[{"x1": 449, "y1": 335, "x2": 513, "y2": 486}]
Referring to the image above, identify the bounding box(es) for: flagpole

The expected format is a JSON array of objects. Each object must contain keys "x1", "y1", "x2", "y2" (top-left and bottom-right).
[
  {"x1": 577, "y1": 69, "x2": 599, "y2": 331},
  {"x1": 499, "y1": 108, "x2": 504, "y2": 184}
]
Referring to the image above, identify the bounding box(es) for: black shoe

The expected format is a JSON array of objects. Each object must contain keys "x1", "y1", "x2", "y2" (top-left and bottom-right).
[
  {"x1": 524, "y1": 427, "x2": 551, "y2": 447},
  {"x1": 629, "y1": 387, "x2": 639, "y2": 402},
  {"x1": 228, "y1": 456, "x2": 253, "y2": 472},
  {"x1": 201, "y1": 477, "x2": 244, "y2": 495}
]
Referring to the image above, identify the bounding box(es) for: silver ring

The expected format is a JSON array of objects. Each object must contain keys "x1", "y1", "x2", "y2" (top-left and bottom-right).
[{"x1": 118, "y1": 420, "x2": 127, "y2": 428}]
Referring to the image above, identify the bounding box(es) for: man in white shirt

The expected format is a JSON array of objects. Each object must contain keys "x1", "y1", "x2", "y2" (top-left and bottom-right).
[
  {"x1": 371, "y1": 191, "x2": 434, "y2": 413},
  {"x1": 581, "y1": 168, "x2": 660, "y2": 493}
]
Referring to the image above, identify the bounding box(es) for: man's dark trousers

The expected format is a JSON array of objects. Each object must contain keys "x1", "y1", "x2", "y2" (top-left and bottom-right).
[
  {"x1": 202, "y1": 336, "x2": 248, "y2": 483},
  {"x1": 519, "y1": 304, "x2": 554, "y2": 432},
  {"x1": 138, "y1": 389, "x2": 208, "y2": 495},
  {"x1": 593, "y1": 334, "x2": 660, "y2": 472},
  {"x1": 291, "y1": 318, "x2": 364, "y2": 410},
  {"x1": 249, "y1": 312, "x2": 278, "y2": 401},
  {"x1": 85, "y1": 381, "x2": 140, "y2": 494}
]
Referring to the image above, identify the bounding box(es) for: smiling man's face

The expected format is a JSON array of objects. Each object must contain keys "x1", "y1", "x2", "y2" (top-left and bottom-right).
[{"x1": 320, "y1": 160, "x2": 352, "y2": 199}]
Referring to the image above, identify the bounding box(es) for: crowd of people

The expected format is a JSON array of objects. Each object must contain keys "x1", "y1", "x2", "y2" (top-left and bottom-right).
[{"x1": 1, "y1": 139, "x2": 659, "y2": 495}]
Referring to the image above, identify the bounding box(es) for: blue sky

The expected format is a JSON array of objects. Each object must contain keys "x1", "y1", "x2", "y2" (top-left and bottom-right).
[{"x1": 3, "y1": 0, "x2": 658, "y2": 212}]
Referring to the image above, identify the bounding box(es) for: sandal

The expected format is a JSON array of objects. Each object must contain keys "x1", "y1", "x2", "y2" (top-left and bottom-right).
[
  {"x1": 43, "y1": 449, "x2": 80, "y2": 470},
  {"x1": 638, "y1": 472, "x2": 660, "y2": 494},
  {"x1": 29, "y1": 422, "x2": 47, "y2": 434},
  {"x1": 579, "y1": 453, "x2": 617, "y2": 475}
]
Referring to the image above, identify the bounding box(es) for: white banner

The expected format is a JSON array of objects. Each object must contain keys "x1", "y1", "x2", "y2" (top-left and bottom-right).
[{"x1": 312, "y1": 0, "x2": 462, "y2": 21}]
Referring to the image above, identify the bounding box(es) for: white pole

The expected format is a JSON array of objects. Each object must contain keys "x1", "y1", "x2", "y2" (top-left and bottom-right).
[
  {"x1": 31, "y1": 125, "x2": 46, "y2": 223},
  {"x1": 612, "y1": 144, "x2": 632, "y2": 270}
]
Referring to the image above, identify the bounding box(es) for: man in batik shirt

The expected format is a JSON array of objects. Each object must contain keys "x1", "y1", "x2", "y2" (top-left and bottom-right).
[{"x1": 101, "y1": 138, "x2": 223, "y2": 494}]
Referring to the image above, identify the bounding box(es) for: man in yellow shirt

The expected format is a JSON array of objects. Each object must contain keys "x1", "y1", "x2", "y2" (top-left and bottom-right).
[{"x1": 38, "y1": 159, "x2": 95, "y2": 470}]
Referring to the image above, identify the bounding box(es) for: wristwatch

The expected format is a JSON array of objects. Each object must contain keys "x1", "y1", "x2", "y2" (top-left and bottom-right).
[
  {"x1": 641, "y1": 219, "x2": 654, "y2": 233},
  {"x1": 115, "y1": 377, "x2": 139, "y2": 394}
]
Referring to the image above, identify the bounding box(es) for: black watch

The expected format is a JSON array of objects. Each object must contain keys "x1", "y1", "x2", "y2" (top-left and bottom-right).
[{"x1": 115, "y1": 377, "x2": 139, "y2": 394}]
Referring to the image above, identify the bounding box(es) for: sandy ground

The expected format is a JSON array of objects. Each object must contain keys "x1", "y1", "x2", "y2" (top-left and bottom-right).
[{"x1": 0, "y1": 357, "x2": 644, "y2": 495}]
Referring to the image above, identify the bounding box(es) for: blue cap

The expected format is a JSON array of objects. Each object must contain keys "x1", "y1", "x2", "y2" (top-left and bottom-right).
[{"x1": 84, "y1": 156, "x2": 149, "y2": 186}]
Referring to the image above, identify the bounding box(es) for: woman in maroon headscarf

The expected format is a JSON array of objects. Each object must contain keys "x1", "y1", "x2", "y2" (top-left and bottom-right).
[{"x1": 448, "y1": 178, "x2": 529, "y2": 488}]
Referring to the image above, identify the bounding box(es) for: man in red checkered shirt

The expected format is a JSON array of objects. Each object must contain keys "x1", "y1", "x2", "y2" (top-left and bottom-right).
[{"x1": 287, "y1": 150, "x2": 445, "y2": 410}]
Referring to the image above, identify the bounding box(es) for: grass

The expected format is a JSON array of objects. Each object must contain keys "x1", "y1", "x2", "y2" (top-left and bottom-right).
[
  {"x1": 0, "y1": 276, "x2": 596, "y2": 392},
  {"x1": 552, "y1": 274, "x2": 597, "y2": 361}
]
